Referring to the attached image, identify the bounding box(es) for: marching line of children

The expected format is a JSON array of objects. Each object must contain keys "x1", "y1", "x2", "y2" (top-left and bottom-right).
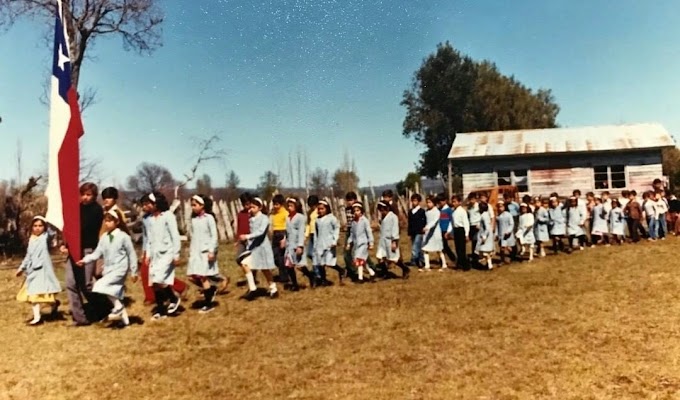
[
  {"x1": 410, "y1": 184, "x2": 677, "y2": 271},
  {"x1": 15, "y1": 181, "x2": 678, "y2": 326}
]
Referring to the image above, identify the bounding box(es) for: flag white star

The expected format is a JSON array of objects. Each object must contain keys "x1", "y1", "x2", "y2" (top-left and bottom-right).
[{"x1": 58, "y1": 44, "x2": 70, "y2": 70}]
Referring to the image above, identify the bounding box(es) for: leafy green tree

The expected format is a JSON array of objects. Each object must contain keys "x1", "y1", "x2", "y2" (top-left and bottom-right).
[
  {"x1": 401, "y1": 42, "x2": 560, "y2": 178},
  {"x1": 195, "y1": 174, "x2": 212, "y2": 196},
  {"x1": 257, "y1": 171, "x2": 280, "y2": 200},
  {"x1": 662, "y1": 147, "x2": 680, "y2": 195},
  {"x1": 396, "y1": 172, "x2": 422, "y2": 196},
  {"x1": 225, "y1": 170, "x2": 240, "y2": 201},
  {"x1": 309, "y1": 168, "x2": 330, "y2": 197}
]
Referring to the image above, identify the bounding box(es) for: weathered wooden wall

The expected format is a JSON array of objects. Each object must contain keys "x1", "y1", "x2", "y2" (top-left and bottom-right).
[{"x1": 456, "y1": 150, "x2": 664, "y2": 196}]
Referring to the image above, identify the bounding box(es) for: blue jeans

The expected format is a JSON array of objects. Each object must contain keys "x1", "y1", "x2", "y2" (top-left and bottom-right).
[
  {"x1": 658, "y1": 213, "x2": 667, "y2": 238},
  {"x1": 410, "y1": 234, "x2": 424, "y2": 266},
  {"x1": 648, "y1": 217, "x2": 658, "y2": 240},
  {"x1": 307, "y1": 235, "x2": 321, "y2": 278}
]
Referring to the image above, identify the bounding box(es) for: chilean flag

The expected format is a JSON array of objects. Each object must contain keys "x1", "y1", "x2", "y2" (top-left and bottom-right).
[{"x1": 45, "y1": 0, "x2": 84, "y2": 261}]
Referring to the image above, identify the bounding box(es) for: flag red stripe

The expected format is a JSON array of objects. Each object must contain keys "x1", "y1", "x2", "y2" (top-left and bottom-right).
[{"x1": 59, "y1": 87, "x2": 83, "y2": 261}]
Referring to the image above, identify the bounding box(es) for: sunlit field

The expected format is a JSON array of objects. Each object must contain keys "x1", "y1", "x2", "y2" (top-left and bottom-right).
[{"x1": 2, "y1": 235, "x2": 680, "y2": 400}]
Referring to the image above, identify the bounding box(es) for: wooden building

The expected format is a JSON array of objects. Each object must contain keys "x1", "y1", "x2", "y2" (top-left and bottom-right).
[{"x1": 447, "y1": 123, "x2": 676, "y2": 197}]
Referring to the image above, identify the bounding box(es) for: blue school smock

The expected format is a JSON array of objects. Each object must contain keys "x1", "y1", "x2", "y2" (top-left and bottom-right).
[
  {"x1": 609, "y1": 207, "x2": 625, "y2": 236},
  {"x1": 188, "y1": 213, "x2": 219, "y2": 277},
  {"x1": 18, "y1": 233, "x2": 61, "y2": 296},
  {"x1": 475, "y1": 212, "x2": 495, "y2": 254},
  {"x1": 567, "y1": 206, "x2": 585, "y2": 236},
  {"x1": 534, "y1": 207, "x2": 550, "y2": 242},
  {"x1": 315, "y1": 213, "x2": 340, "y2": 266},
  {"x1": 497, "y1": 211, "x2": 516, "y2": 247},
  {"x1": 507, "y1": 202, "x2": 520, "y2": 218},
  {"x1": 377, "y1": 211, "x2": 400, "y2": 261},
  {"x1": 146, "y1": 211, "x2": 182, "y2": 285},
  {"x1": 284, "y1": 213, "x2": 307, "y2": 267},
  {"x1": 81, "y1": 228, "x2": 138, "y2": 299},
  {"x1": 517, "y1": 213, "x2": 536, "y2": 245},
  {"x1": 244, "y1": 212, "x2": 275, "y2": 270},
  {"x1": 348, "y1": 215, "x2": 373, "y2": 261},
  {"x1": 548, "y1": 205, "x2": 566, "y2": 236},
  {"x1": 591, "y1": 204, "x2": 609, "y2": 235},
  {"x1": 422, "y1": 207, "x2": 443, "y2": 252}
]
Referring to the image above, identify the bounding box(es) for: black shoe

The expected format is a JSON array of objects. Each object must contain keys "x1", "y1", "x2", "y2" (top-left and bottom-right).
[
  {"x1": 288, "y1": 285, "x2": 300, "y2": 292},
  {"x1": 320, "y1": 280, "x2": 334, "y2": 287},
  {"x1": 240, "y1": 291, "x2": 258, "y2": 301},
  {"x1": 51, "y1": 300, "x2": 61, "y2": 316},
  {"x1": 402, "y1": 268, "x2": 410, "y2": 280},
  {"x1": 71, "y1": 321, "x2": 91, "y2": 327},
  {"x1": 269, "y1": 291, "x2": 280, "y2": 299},
  {"x1": 198, "y1": 303, "x2": 215, "y2": 314}
]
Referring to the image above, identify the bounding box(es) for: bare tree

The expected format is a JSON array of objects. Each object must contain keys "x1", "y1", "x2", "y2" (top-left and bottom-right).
[
  {"x1": 1, "y1": 0, "x2": 164, "y2": 106},
  {"x1": 195, "y1": 174, "x2": 213, "y2": 196},
  {"x1": 79, "y1": 153, "x2": 101, "y2": 183},
  {"x1": 126, "y1": 162, "x2": 175, "y2": 197},
  {"x1": 296, "y1": 146, "x2": 304, "y2": 189},
  {"x1": 173, "y1": 135, "x2": 226, "y2": 199}
]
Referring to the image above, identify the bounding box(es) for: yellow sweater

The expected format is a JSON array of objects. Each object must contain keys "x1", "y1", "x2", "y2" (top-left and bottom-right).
[
  {"x1": 305, "y1": 209, "x2": 318, "y2": 238},
  {"x1": 270, "y1": 208, "x2": 289, "y2": 231}
]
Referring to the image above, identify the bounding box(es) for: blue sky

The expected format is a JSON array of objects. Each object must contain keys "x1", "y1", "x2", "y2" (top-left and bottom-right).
[{"x1": 1, "y1": 0, "x2": 680, "y2": 189}]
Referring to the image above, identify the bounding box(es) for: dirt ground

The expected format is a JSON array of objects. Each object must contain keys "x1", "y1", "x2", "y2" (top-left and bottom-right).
[{"x1": 1, "y1": 237, "x2": 680, "y2": 400}]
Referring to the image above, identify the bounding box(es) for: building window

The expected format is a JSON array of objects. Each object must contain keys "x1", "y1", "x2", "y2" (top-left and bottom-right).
[
  {"x1": 594, "y1": 165, "x2": 626, "y2": 189},
  {"x1": 497, "y1": 169, "x2": 529, "y2": 192}
]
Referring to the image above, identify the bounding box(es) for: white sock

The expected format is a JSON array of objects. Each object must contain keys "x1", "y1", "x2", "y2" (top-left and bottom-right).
[
  {"x1": 112, "y1": 298, "x2": 124, "y2": 311},
  {"x1": 358, "y1": 266, "x2": 364, "y2": 280},
  {"x1": 529, "y1": 247, "x2": 534, "y2": 261},
  {"x1": 424, "y1": 253, "x2": 431, "y2": 269},
  {"x1": 487, "y1": 255, "x2": 493, "y2": 270},
  {"x1": 440, "y1": 253, "x2": 447, "y2": 269},
  {"x1": 269, "y1": 282, "x2": 277, "y2": 294},
  {"x1": 367, "y1": 266, "x2": 375, "y2": 276},
  {"x1": 121, "y1": 308, "x2": 130, "y2": 326},
  {"x1": 31, "y1": 303, "x2": 41, "y2": 323},
  {"x1": 246, "y1": 271, "x2": 257, "y2": 291}
]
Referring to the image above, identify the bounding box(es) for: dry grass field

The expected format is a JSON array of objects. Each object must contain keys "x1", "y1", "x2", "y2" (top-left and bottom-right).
[{"x1": 2, "y1": 235, "x2": 680, "y2": 400}]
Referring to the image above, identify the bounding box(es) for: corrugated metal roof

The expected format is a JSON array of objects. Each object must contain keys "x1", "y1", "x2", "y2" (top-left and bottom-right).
[{"x1": 448, "y1": 123, "x2": 675, "y2": 160}]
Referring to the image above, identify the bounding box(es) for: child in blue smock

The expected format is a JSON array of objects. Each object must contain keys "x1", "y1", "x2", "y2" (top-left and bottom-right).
[
  {"x1": 609, "y1": 199, "x2": 626, "y2": 245},
  {"x1": 517, "y1": 203, "x2": 535, "y2": 261},
  {"x1": 590, "y1": 195, "x2": 609, "y2": 246},
  {"x1": 314, "y1": 200, "x2": 344, "y2": 285},
  {"x1": 533, "y1": 197, "x2": 550, "y2": 257},
  {"x1": 78, "y1": 209, "x2": 138, "y2": 327},
  {"x1": 548, "y1": 197, "x2": 567, "y2": 254},
  {"x1": 421, "y1": 195, "x2": 446, "y2": 271},
  {"x1": 475, "y1": 202, "x2": 496, "y2": 270},
  {"x1": 238, "y1": 197, "x2": 278, "y2": 301},
  {"x1": 187, "y1": 194, "x2": 220, "y2": 313},
  {"x1": 15, "y1": 216, "x2": 61, "y2": 326},
  {"x1": 377, "y1": 201, "x2": 410, "y2": 279},
  {"x1": 142, "y1": 192, "x2": 182, "y2": 320},
  {"x1": 496, "y1": 202, "x2": 516, "y2": 264},
  {"x1": 566, "y1": 196, "x2": 586, "y2": 250},
  {"x1": 284, "y1": 197, "x2": 315, "y2": 291},
  {"x1": 346, "y1": 202, "x2": 375, "y2": 282}
]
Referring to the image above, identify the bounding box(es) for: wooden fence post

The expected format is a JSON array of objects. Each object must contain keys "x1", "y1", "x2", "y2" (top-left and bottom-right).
[{"x1": 211, "y1": 199, "x2": 228, "y2": 242}]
